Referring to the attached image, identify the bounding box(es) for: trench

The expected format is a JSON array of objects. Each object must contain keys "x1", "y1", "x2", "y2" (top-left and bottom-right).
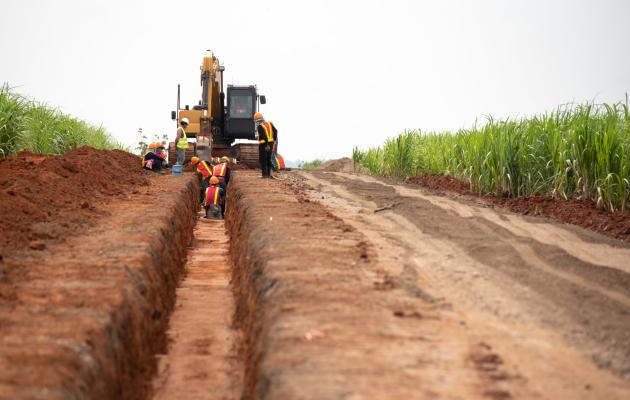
[
  {"x1": 151, "y1": 215, "x2": 243, "y2": 399},
  {"x1": 147, "y1": 170, "x2": 269, "y2": 399}
]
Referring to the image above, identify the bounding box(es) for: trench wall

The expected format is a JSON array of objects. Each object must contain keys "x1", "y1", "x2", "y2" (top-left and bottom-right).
[
  {"x1": 0, "y1": 175, "x2": 198, "y2": 399},
  {"x1": 225, "y1": 171, "x2": 377, "y2": 399}
]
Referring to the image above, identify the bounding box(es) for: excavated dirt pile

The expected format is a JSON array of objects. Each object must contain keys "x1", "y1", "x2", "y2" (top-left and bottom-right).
[
  {"x1": 0, "y1": 148, "x2": 199, "y2": 399},
  {"x1": 0, "y1": 146, "x2": 149, "y2": 258},
  {"x1": 315, "y1": 157, "x2": 354, "y2": 173}
]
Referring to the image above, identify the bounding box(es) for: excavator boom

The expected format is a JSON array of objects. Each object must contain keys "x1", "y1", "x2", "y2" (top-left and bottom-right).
[{"x1": 169, "y1": 51, "x2": 263, "y2": 168}]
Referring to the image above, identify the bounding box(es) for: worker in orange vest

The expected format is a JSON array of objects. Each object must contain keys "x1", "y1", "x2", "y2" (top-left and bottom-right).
[
  {"x1": 204, "y1": 176, "x2": 225, "y2": 219},
  {"x1": 191, "y1": 156, "x2": 213, "y2": 203},
  {"x1": 254, "y1": 112, "x2": 277, "y2": 178},
  {"x1": 156, "y1": 142, "x2": 168, "y2": 162},
  {"x1": 212, "y1": 156, "x2": 231, "y2": 188},
  {"x1": 143, "y1": 142, "x2": 167, "y2": 172}
]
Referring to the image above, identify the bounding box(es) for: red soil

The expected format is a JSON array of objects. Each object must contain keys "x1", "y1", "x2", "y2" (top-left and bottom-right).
[
  {"x1": 406, "y1": 174, "x2": 471, "y2": 194},
  {"x1": 405, "y1": 174, "x2": 630, "y2": 243},
  {"x1": 0, "y1": 146, "x2": 149, "y2": 258}
]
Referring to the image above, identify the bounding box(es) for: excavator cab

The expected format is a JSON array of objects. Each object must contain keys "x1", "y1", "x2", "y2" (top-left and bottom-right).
[{"x1": 224, "y1": 85, "x2": 262, "y2": 141}]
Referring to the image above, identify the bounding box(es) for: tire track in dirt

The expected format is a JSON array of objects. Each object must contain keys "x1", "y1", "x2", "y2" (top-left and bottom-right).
[
  {"x1": 297, "y1": 170, "x2": 630, "y2": 398},
  {"x1": 313, "y1": 171, "x2": 630, "y2": 376}
]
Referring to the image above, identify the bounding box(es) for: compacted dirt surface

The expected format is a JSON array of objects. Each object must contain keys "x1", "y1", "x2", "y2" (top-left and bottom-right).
[
  {"x1": 222, "y1": 168, "x2": 630, "y2": 399},
  {"x1": 291, "y1": 169, "x2": 630, "y2": 399}
]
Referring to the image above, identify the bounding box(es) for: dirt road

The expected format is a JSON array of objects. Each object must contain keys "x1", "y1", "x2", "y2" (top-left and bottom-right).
[{"x1": 285, "y1": 169, "x2": 630, "y2": 399}]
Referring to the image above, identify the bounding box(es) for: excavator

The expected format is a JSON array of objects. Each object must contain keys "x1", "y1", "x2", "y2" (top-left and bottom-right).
[{"x1": 168, "y1": 51, "x2": 264, "y2": 167}]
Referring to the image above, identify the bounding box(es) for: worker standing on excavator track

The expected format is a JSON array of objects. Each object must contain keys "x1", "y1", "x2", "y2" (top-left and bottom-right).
[
  {"x1": 213, "y1": 156, "x2": 231, "y2": 187},
  {"x1": 254, "y1": 112, "x2": 277, "y2": 178},
  {"x1": 175, "y1": 117, "x2": 189, "y2": 165},
  {"x1": 191, "y1": 156, "x2": 214, "y2": 203}
]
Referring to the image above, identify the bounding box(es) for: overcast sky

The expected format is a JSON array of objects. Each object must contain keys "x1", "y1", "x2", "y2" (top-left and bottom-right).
[{"x1": 1, "y1": 0, "x2": 629, "y2": 160}]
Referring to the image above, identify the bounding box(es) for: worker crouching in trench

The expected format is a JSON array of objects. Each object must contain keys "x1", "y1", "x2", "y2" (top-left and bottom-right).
[
  {"x1": 143, "y1": 142, "x2": 168, "y2": 173},
  {"x1": 192, "y1": 155, "x2": 230, "y2": 205},
  {"x1": 204, "y1": 176, "x2": 225, "y2": 219},
  {"x1": 191, "y1": 156, "x2": 213, "y2": 203}
]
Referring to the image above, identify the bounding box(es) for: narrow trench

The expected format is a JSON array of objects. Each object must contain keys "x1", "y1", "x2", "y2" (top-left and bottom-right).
[{"x1": 151, "y1": 212, "x2": 243, "y2": 399}]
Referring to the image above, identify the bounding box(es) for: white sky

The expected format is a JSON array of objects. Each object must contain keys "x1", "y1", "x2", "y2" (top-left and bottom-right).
[{"x1": 1, "y1": 0, "x2": 629, "y2": 161}]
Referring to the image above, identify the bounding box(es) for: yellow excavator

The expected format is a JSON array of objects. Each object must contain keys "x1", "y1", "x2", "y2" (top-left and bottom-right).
[{"x1": 168, "y1": 51, "x2": 265, "y2": 167}]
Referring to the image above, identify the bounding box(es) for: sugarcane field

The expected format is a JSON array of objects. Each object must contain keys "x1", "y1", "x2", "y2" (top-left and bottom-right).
[{"x1": 1, "y1": 1, "x2": 630, "y2": 399}]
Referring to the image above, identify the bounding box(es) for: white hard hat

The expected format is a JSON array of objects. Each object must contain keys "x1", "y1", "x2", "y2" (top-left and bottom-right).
[{"x1": 181, "y1": 117, "x2": 189, "y2": 125}]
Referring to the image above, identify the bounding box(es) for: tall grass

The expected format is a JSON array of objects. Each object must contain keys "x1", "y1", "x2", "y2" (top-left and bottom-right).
[
  {"x1": 0, "y1": 84, "x2": 123, "y2": 157},
  {"x1": 353, "y1": 100, "x2": 630, "y2": 211}
]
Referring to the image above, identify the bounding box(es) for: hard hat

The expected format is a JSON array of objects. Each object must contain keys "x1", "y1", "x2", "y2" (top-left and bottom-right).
[
  {"x1": 156, "y1": 143, "x2": 165, "y2": 149},
  {"x1": 191, "y1": 156, "x2": 199, "y2": 165},
  {"x1": 253, "y1": 112, "x2": 263, "y2": 121},
  {"x1": 221, "y1": 156, "x2": 229, "y2": 163},
  {"x1": 181, "y1": 117, "x2": 189, "y2": 125},
  {"x1": 210, "y1": 176, "x2": 219, "y2": 185},
  {"x1": 148, "y1": 143, "x2": 157, "y2": 149}
]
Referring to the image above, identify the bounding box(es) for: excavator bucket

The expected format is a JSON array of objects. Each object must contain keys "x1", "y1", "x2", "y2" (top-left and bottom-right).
[{"x1": 195, "y1": 136, "x2": 213, "y2": 161}]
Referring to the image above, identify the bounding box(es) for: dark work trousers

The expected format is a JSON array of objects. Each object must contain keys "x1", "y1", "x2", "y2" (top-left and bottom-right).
[{"x1": 259, "y1": 144, "x2": 273, "y2": 177}]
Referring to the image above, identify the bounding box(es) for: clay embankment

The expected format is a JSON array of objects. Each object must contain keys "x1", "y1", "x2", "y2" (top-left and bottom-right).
[{"x1": 0, "y1": 149, "x2": 198, "y2": 399}]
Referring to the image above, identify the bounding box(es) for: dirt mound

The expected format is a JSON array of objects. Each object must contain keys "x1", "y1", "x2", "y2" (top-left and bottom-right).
[
  {"x1": 316, "y1": 157, "x2": 354, "y2": 172},
  {"x1": 0, "y1": 175, "x2": 198, "y2": 399},
  {"x1": 405, "y1": 174, "x2": 630, "y2": 242},
  {"x1": 0, "y1": 146, "x2": 148, "y2": 258},
  {"x1": 494, "y1": 196, "x2": 630, "y2": 241},
  {"x1": 406, "y1": 174, "x2": 471, "y2": 194}
]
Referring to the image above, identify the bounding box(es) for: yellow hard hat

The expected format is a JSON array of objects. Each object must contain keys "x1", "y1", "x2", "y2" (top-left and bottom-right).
[
  {"x1": 221, "y1": 156, "x2": 229, "y2": 163},
  {"x1": 253, "y1": 112, "x2": 263, "y2": 121},
  {"x1": 191, "y1": 156, "x2": 199, "y2": 165},
  {"x1": 210, "y1": 176, "x2": 219, "y2": 185}
]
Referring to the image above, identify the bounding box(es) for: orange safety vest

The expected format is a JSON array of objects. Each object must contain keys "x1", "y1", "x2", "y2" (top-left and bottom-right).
[
  {"x1": 205, "y1": 185, "x2": 222, "y2": 206},
  {"x1": 258, "y1": 121, "x2": 275, "y2": 144},
  {"x1": 213, "y1": 162, "x2": 227, "y2": 178},
  {"x1": 197, "y1": 160, "x2": 213, "y2": 179}
]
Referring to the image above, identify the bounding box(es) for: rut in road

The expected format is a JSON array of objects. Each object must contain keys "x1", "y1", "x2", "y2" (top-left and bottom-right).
[
  {"x1": 295, "y1": 170, "x2": 630, "y2": 399},
  {"x1": 152, "y1": 216, "x2": 242, "y2": 399}
]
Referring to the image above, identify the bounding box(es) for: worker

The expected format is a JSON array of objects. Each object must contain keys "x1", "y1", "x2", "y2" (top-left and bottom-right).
[
  {"x1": 204, "y1": 176, "x2": 225, "y2": 219},
  {"x1": 143, "y1": 143, "x2": 168, "y2": 172},
  {"x1": 175, "y1": 117, "x2": 189, "y2": 165},
  {"x1": 191, "y1": 156, "x2": 214, "y2": 203},
  {"x1": 156, "y1": 143, "x2": 168, "y2": 163},
  {"x1": 212, "y1": 156, "x2": 231, "y2": 187},
  {"x1": 254, "y1": 112, "x2": 277, "y2": 178}
]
